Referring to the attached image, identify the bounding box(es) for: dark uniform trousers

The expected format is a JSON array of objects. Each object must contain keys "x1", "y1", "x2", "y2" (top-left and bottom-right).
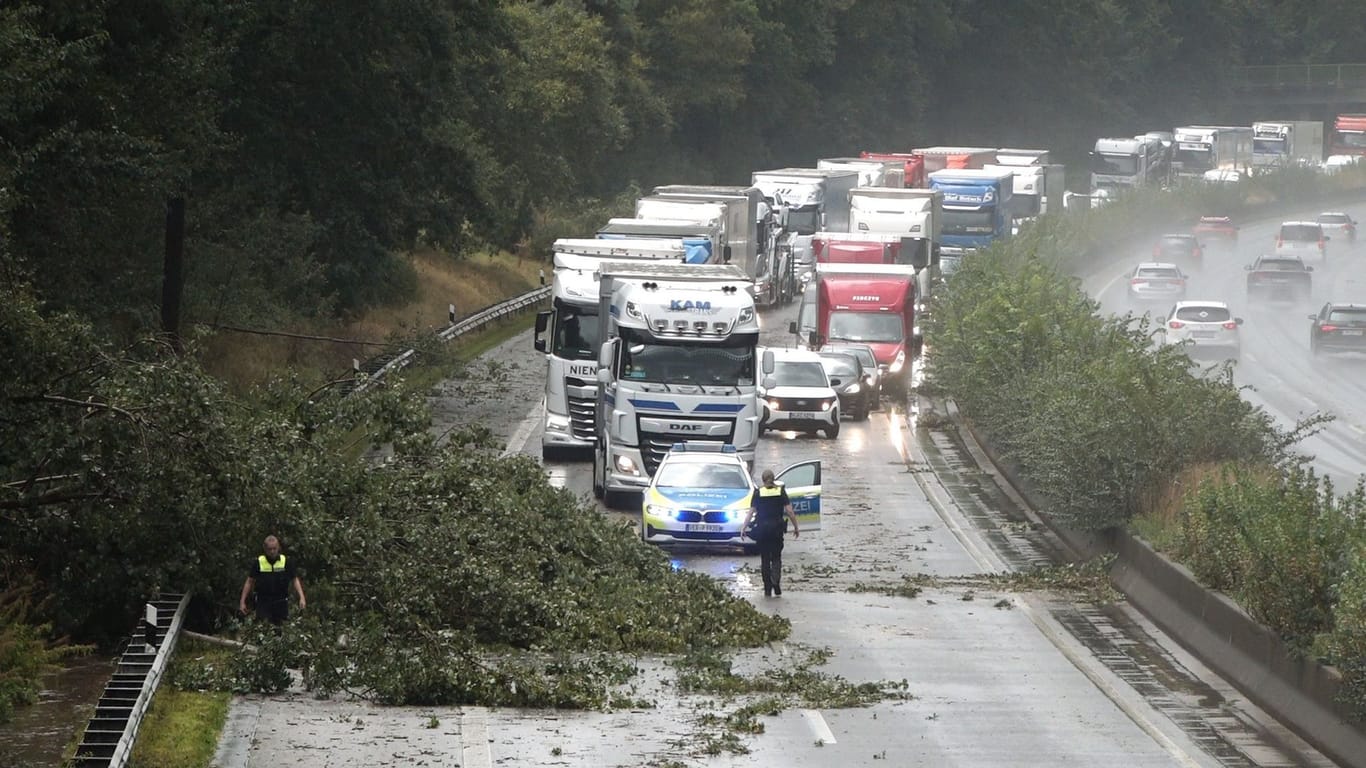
[{"x1": 753, "y1": 486, "x2": 788, "y2": 592}]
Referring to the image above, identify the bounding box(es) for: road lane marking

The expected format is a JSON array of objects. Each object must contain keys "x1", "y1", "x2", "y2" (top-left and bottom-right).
[
  {"x1": 460, "y1": 707, "x2": 493, "y2": 768},
  {"x1": 928, "y1": 412, "x2": 1210, "y2": 768},
  {"x1": 801, "y1": 708, "x2": 837, "y2": 745},
  {"x1": 502, "y1": 398, "x2": 545, "y2": 458}
]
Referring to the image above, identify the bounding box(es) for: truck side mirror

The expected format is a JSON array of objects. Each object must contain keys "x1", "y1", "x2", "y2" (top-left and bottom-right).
[
  {"x1": 534, "y1": 311, "x2": 551, "y2": 352},
  {"x1": 596, "y1": 369, "x2": 612, "y2": 384},
  {"x1": 807, "y1": 331, "x2": 822, "y2": 349},
  {"x1": 723, "y1": 245, "x2": 733, "y2": 263},
  {"x1": 788, "y1": 321, "x2": 798, "y2": 335},
  {"x1": 762, "y1": 349, "x2": 776, "y2": 375},
  {"x1": 763, "y1": 375, "x2": 777, "y2": 390},
  {"x1": 597, "y1": 338, "x2": 616, "y2": 371}
]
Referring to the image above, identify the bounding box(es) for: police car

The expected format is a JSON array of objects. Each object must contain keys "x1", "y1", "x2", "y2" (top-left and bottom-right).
[{"x1": 641, "y1": 443, "x2": 822, "y2": 549}]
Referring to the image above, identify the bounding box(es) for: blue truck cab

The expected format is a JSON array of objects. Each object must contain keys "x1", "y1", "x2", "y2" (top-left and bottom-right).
[{"x1": 928, "y1": 169, "x2": 1015, "y2": 262}]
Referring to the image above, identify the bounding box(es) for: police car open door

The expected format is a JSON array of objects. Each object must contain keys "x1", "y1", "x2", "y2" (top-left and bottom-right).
[{"x1": 777, "y1": 460, "x2": 821, "y2": 531}]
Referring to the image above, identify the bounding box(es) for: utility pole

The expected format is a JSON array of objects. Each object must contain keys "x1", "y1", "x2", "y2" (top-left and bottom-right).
[{"x1": 161, "y1": 197, "x2": 186, "y2": 354}]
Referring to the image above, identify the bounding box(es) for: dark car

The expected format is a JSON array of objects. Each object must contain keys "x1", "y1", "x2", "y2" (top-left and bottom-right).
[
  {"x1": 817, "y1": 352, "x2": 873, "y2": 420},
  {"x1": 1153, "y1": 233, "x2": 1204, "y2": 268},
  {"x1": 1309, "y1": 303, "x2": 1366, "y2": 355},
  {"x1": 823, "y1": 343, "x2": 883, "y2": 409}
]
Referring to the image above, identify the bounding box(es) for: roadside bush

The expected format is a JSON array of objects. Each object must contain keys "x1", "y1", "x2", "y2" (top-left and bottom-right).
[
  {"x1": 1323, "y1": 542, "x2": 1366, "y2": 717},
  {"x1": 0, "y1": 583, "x2": 91, "y2": 723}
]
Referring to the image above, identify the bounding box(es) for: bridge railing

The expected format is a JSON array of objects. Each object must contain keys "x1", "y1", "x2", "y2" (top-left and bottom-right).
[{"x1": 1233, "y1": 63, "x2": 1366, "y2": 90}]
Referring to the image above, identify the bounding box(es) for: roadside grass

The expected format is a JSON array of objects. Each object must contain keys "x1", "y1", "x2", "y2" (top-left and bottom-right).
[
  {"x1": 198, "y1": 248, "x2": 543, "y2": 392},
  {"x1": 1129, "y1": 462, "x2": 1229, "y2": 553}
]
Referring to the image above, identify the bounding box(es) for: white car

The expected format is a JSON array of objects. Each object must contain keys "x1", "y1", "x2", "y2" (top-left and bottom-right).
[
  {"x1": 1316, "y1": 211, "x2": 1357, "y2": 244},
  {"x1": 639, "y1": 442, "x2": 823, "y2": 549},
  {"x1": 1322, "y1": 155, "x2": 1363, "y2": 175},
  {"x1": 1274, "y1": 221, "x2": 1329, "y2": 263},
  {"x1": 1161, "y1": 301, "x2": 1243, "y2": 361},
  {"x1": 758, "y1": 348, "x2": 840, "y2": 438}
]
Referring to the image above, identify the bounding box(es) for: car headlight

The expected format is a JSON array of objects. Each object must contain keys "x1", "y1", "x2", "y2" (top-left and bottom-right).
[
  {"x1": 645, "y1": 503, "x2": 676, "y2": 519},
  {"x1": 820, "y1": 399, "x2": 834, "y2": 411},
  {"x1": 888, "y1": 350, "x2": 906, "y2": 374},
  {"x1": 614, "y1": 454, "x2": 639, "y2": 475},
  {"x1": 843, "y1": 383, "x2": 860, "y2": 394}
]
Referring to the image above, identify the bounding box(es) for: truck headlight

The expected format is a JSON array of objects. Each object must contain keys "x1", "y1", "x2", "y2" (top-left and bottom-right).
[
  {"x1": 614, "y1": 455, "x2": 639, "y2": 475},
  {"x1": 546, "y1": 413, "x2": 571, "y2": 429},
  {"x1": 766, "y1": 398, "x2": 781, "y2": 410},
  {"x1": 888, "y1": 350, "x2": 906, "y2": 374},
  {"x1": 738, "y1": 307, "x2": 755, "y2": 324}
]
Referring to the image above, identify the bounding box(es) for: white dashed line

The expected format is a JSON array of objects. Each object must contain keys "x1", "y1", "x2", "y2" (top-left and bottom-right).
[{"x1": 801, "y1": 708, "x2": 837, "y2": 745}]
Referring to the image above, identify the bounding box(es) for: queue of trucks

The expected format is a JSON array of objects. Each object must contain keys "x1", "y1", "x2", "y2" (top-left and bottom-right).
[{"x1": 534, "y1": 142, "x2": 1072, "y2": 505}]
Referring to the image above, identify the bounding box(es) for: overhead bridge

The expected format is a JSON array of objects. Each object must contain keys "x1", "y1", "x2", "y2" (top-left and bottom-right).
[{"x1": 1230, "y1": 64, "x2": 1366, "y2": 112}]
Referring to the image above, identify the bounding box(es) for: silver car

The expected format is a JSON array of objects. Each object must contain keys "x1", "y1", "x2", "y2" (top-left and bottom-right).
[{"x1": 1127, "y1": 262, "x2": 1188, "y2": 305}]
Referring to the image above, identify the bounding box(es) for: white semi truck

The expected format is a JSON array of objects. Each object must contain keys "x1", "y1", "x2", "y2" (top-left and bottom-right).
[
  {"x1": 816, "y1": 157, "x2": 905, "y2": 188},
  {"x1": 1252, "y1": 120, "x2": 1325, "y2": 171},
  {"x1": 597, "y1": 217, "x2": 722, "y2": 265},
  {"x1": 847, "y1": 187, "x2": 943, "y2": 267},
  {"x1": 986, "y1": 148, "x2": 1065, "y2": 222},
  {"x1": 590, "y1": 262, "x2": 763, "y2": 508},
  {"x1": 751, "y1": 168, "x2": 859, "y2": 286},
  {"x1": 534, "y1": 239, "x2": 691, "y2": 459},
  {"x1": 1090, "y1": 136, "x2": 1169, "y2": 195},
  {"x1": 649, "y1": 185, "x2": 793, "y2": 306},
  {"x1": 1173, "y1": 126, "x2": 1254, "y2": 180}
]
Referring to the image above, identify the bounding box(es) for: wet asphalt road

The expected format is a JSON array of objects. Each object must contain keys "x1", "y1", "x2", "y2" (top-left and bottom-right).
[
  {"x1": 1086, "y1": 202, "x2": 1366, "y2": 487},
  {"x1": 214, "y1": 209, "x2": 1355, "y2": 766}
]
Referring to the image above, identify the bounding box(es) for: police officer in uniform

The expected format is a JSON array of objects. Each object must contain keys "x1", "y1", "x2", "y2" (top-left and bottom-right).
[
  {"x1": 239, "y1": 535, "x2": 306, "y2": 625},
  {"x1": 742, "y1": 469, "x2": 801, "y2": 597}
]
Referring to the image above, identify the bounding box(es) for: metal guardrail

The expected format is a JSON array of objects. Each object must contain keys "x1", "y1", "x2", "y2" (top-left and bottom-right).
[
  {"x1": 346, "y1": 285, "x2": 551, "y2": 397},
  {"x1": 1233, "y1": 63, "x2": 1366, "y2": 90},
  {"x1": 73, "y1": 593, "x2": 190, "y2": 768}
]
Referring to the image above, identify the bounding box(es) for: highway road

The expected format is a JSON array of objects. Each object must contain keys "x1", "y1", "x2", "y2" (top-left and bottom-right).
[
  {"x1": 217, "y1": 204, "x2": 1361, "y2": 768},
  {"x1": 1086, "y1": 203, "x2": 1366, "y2": 488}
]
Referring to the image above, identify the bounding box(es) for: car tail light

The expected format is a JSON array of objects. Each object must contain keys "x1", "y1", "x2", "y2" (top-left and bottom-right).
[
  {"x1": 1221, "y1": 321, "x2": 1238, "y2": 330},
  {"x1": 1193, "y1": 247, "x2": 1202, "y2": 259},
  {"x1": 1152, "y1": 245, "x2": 1160, "y2": 257},
  {"x1": 1130, "y1": 278, "x2": 1144, "y2": 285},
  {"x1": 1168, "y1": 320, "x2": 1185, "y2": 329},
  {"x1": 1276, "y1": 237, "x2": 1283, "y2": 248},
  {"x1": 1321, "y1": 324, "x2": 1338, "y2": 332},
  {"x1": 1318, "y1": 239, "x2": 1326, "y2": 250}
]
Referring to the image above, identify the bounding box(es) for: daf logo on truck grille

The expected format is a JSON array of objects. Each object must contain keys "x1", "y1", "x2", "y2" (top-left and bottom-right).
[
  {"x1": 669, "y1": 423, "x2": 703, "y2": 431},
  {"x1": 851, "y1": 295, "x2": 881, "y2": 302}
]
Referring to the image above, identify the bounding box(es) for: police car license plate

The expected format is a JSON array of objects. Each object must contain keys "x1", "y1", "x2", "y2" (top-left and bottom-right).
[
  {"x1": 685, "y1": 523, "x2": 723, "y2": 532},
  {"x1": 790, "y1": 413, "x2": 814, "y2": 419}
]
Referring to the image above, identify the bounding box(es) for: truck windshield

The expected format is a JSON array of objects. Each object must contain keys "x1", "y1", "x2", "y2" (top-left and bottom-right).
[
  {"x1": 1253, "y1": 138, "x2": 1287, "y2": 155},
  {"x1": 942, "y1": 210, "x2": 995, "y2": 235},
  {"x1": 553, "y1": 306, "x2": 599, "y2": 360},
  {"x1": 1334, "y1": 131, "x2": 1366, "y2": 150},
  {"x1": 1091, "y1": 153, "x2": 1138, "y2": 175},
  {"x1": 619, "y1": 331, "x2": 756, "y2": 386},
  {"x1": 827, "y1": 311, "x2": 904, "y2": 343},
  {"x1": 1174, "y1": 146, "x2": 1212, "y2": 171},
  {"x1": 786, "y1": 207, "x2": 821, "y2": 235}
]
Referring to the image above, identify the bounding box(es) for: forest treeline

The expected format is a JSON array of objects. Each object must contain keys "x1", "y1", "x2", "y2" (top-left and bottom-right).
[{"x1": 3, "y1": 0, "x2": 1365, "y2": 327}]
